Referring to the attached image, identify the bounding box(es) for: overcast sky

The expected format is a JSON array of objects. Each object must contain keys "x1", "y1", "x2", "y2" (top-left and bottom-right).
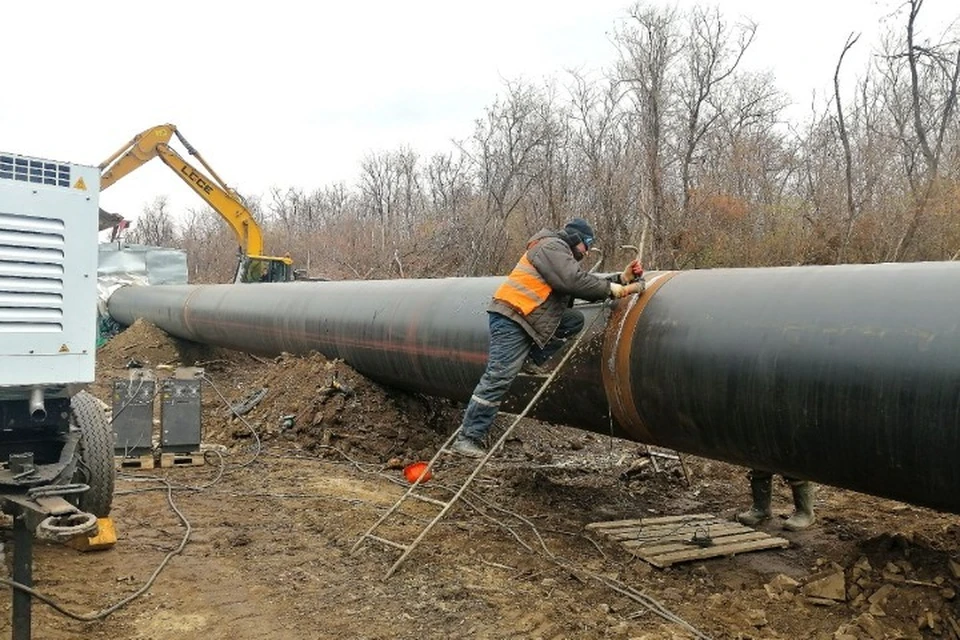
[{"x1": 2, "y1": 0, "x2": 957, "y2": 224}]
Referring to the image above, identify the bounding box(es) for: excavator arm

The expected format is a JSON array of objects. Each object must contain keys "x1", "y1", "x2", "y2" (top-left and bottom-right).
[{"x1": 99, "y1": 124, "x2": 292, "y2": 282}]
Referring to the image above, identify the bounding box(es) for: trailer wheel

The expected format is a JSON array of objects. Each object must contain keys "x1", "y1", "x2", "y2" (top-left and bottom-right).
[{"x1": 71, "y1": 391, "x2": 116, "y2": 517}]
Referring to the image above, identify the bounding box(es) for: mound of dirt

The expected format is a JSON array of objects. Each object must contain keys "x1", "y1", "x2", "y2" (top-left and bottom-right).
[
  {"x1": 201, "y1": 350, "x2": 458, "y2": 461},
  {"x1": 95, "y1": 320, "x2": 458, "y2": 465},
  {"x1": 96, "y1": 318, "x2": 184, "y2": 372}
]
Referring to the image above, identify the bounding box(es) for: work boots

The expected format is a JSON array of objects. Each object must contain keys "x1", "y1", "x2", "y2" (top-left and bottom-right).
[
  {"x1": 736, "y1": 474, "x2": 773, "y2": 526},
  {"x1": 450, "y1": 435, "x2": 486, "y2": 459},
  {"x1": 783, "y1": 480, "x2": 816, "y2": 531}
]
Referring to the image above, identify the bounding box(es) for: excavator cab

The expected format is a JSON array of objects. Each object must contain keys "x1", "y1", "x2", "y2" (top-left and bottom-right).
[{"x1": 237, "y1": 255, "x2": 294, "y2": 283}]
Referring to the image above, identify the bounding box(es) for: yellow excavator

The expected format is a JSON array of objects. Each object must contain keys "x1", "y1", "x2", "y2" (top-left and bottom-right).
[{"x1": 99, "y1": 124, "x2": 294, "y2": 283}]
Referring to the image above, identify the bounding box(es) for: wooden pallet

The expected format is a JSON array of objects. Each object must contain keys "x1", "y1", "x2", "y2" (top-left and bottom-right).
[
  {"x1": 114, "y1": 454, "x2": 155, "y2": 470},
  {"x1": 586, "y1": 513, "x2": 790, "y2": 568},
  {"x1": 159, "y1": 452, "x2": 205, "y2": 468}
]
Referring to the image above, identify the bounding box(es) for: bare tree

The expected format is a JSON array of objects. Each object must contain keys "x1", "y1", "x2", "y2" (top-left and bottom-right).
[
  {"x1": 146, "y1": 2, "x2": 960, "y2": 276},
  {"x1": 834, "y1": 32, "x2": 862, "y2": 262},
  {"x1": 693, "y1": 70, "x2": 791, "y2": 266},
  {"x1": 358, "y1": 146, "x2": 424, "y2": 254},
  {"x1": 566, "y1": 70, "x2": 640, "y2": 248},
  {"x1": 422, "y1": 150, "x2": 480, "y2": 273},
  {"x1": 457, "y1": 79, "x2": 557, "y2": 274},
  {"x1": 616, "y1": 2, "x2": 682, "y2": 268},
  {"x1": 678, "y1": 7, "x2": 756, "y2": 218},
  {"x1": 179, "y1": 206, "x2": 238, "y2": 283},
  {"x1": 524, "y1": 81, "x2": 578, "y2": 233},
  {"x1": 127, "y1": 196, "x2": 179, "y2": 248},
  {"x1": 886, "y1": 0, "x2": 960, "y2": 259},
  {"x1": 424, "y1": 151, "x2": 472, "y2": 222}
]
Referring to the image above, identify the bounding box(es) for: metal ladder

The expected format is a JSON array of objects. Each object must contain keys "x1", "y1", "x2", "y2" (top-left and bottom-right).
[{"x1": 352, "y1": 316, "x2": 598, "y2": 580}]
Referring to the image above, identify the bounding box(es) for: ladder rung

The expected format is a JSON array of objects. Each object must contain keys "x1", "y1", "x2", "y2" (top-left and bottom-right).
[
  {"x1": 408, "y1": 493, "x2": 449, "y2": 507},
  {"x1": 365, "y1": 534, "x2": 410, "y2": 551},
  {"x1": 356, "y1": 317, "x2": 599, "y2": 580}
]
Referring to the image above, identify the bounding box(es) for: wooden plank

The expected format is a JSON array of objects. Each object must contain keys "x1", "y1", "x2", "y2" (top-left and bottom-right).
[
  {"x1": 586, "y1": 519, "x2": 651, "y2": 530},
  {"x1": 602, "y1": 519, "x2": 725, "y2": 537},
  {"x1": 115, "y1": 454, "x2": 155, "y2": 470},
  {"x1": 366, "y1": 534, "x2": 410, "y2": 551},
  {"x1": 585, "y1": 513, "x2": 715, "y2": 530},
  {"x1": 606, "y1": 520, "x2": 733, "y2": 541},
  {"x1": 590, "y1": 512, "x2": 791, "y2": 568},
  {"x1": 617, "y1": 523, "x2": 750, "y2": 544},
  {"x1": 611, "y1": 525, "x2": 736, "y2": 543},
  {"x1": 160, "y1": 452, "x2": 205, "y2": 468},
  {"x1": 628, "y1": 531, "x2": 771, "y2": 557},
  {"x1": 646, "y1": 537, "x2": 790, "y2": 568},
  {"x1": 590, "y1": 512, "x2": 795, "y2": 568},
  {"x1": 632, "y1": 513, "x2": 716, "y2": 526}
]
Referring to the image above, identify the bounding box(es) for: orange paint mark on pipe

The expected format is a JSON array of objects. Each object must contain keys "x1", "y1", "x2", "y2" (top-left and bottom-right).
[{"x1": 601, "y1": 271, "x2": 678, "y2": 443}]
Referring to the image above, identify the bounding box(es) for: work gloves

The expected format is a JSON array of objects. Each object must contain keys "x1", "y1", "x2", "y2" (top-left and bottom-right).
[
  {"x1": 609, "y1": 281, "x2": 645, "y2": 299},
  {"x1": 620, "y1": 259, "x2": 644, "y2": 284},
  {"x1": 611, "y1": 259, "x2": 646, "y2": 298}
]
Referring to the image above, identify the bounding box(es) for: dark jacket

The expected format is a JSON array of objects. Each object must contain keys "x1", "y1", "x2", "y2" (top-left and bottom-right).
[{"x1": 489, "y1": 228, "x2": 622, "y2": 347}]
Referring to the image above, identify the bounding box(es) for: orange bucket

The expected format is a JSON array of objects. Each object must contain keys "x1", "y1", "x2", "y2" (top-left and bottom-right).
[{"x1": 403, "y1": 461, "x2": 433, "y2": 484}]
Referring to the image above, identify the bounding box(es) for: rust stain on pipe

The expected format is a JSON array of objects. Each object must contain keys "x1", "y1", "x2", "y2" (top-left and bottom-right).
[{"x1": 602, "y1": 272, "x2": 676, "y2": 444}]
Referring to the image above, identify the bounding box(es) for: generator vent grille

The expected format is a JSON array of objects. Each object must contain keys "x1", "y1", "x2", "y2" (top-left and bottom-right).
[
  {"x1": 0, "y1": 154, "x2": 71, "y2": 188},
  {"x1": 0, "y1": 213, "x2": 64, "y2": 332}
]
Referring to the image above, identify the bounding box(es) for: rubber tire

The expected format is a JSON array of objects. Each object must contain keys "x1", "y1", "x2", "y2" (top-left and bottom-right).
[{"x1": 71, "y1": 390, "x2": 116, "y2": 517}]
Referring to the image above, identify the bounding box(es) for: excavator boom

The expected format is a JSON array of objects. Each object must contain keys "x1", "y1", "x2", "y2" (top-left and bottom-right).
[
  {"x1": 99, "y1": 125, "x2": 174, "y2": 190},
  {"x1": 99, "y1": 124, "x2": 292, "y2": 282}
]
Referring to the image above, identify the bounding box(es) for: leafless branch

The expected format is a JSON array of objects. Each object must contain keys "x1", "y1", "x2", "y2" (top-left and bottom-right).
[{"x1": 835, "y1": 32, "x2": 861, "y2": 263}]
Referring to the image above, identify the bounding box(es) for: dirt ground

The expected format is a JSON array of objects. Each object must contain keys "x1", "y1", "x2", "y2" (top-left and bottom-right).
[{"x1": 2, "y1": 319, "x2": 960, "y2": 639}]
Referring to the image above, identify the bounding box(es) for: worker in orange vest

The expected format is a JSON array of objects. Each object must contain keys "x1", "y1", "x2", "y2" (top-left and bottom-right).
[{"x1": 451, "y1": 218, "x2": 644, "y2": 458}]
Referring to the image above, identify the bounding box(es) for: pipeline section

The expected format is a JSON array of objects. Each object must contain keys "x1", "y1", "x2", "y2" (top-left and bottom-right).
[{"x1": 107, "y1": 262, "x2": 960, "y2": 513}]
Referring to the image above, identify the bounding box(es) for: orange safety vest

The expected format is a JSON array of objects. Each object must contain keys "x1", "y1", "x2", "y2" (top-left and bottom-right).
[{"x1": 492, "y1": 253, "x2": 552, "y2": 316}]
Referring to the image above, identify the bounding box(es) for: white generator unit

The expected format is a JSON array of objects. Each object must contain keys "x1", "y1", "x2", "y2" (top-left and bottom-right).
[
  {"x1": 0, "y1": 152, "x2": 98, "y2": 393},
  {"x1": 0, "y1": 151, "x2": 114, "y2": 541}
]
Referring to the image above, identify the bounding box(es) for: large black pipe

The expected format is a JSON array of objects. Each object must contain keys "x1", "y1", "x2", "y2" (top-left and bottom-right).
[{"x1": 107, "y1": 262, "x2": 960, "y2": 513}]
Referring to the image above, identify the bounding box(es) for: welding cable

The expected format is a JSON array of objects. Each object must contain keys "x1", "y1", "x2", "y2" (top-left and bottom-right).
[
  {"x1": 410, "y1": 476, "x2": 711, "y2": 638},
  {"x1": 0, "y1": 478, "x2": 191, "y2": 622},
  {"x1": 201, "y1": 372, "x2": 263, "y2": 469},
  {"x1": 115, "y1": 450, "x2": 226, "y2": 494},
  {"x1": 287, "y1": 444, "x2": 712, "y2": 639}
]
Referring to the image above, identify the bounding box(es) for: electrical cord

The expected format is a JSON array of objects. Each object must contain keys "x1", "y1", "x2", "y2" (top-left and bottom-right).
[
  {"x1": 0, "y1": 478, "x2": 191, "y2": 622},
  {"x1": 116, "y1": 447, "x2": 227, "y2": 494},
  {"x1": 273, "y1": 444, "x2": 712, "y2": 639},
  {"x1": 191, "y1": 337, "x2": 705, "y2": 635},
  {"x1": 0, "y1": 371, "x2": 246, "y2": 622},
  {"x1": 0, "y1": 358, "x2": 706, "y2": 634},
  {"x1": 201, "y1": 373, "x2": 262, "y2": 469}
]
